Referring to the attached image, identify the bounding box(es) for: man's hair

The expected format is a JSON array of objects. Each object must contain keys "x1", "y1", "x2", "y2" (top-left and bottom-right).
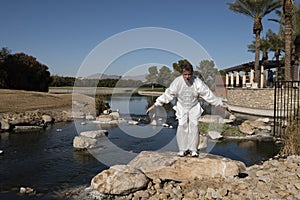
[{"x1": 181, "y1": 63, "x2": 193, "y2": 72}]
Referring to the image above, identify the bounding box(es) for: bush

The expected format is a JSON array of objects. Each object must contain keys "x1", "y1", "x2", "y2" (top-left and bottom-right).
[
  {"x1": 280, "y1": 115, "x2": 300, "y2": 156},
  {"x1": 95, "y1": 95, "x2": 108, "y2": 116}
]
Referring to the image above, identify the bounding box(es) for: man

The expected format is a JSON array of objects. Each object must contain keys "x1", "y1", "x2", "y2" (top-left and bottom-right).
[{"x1": 146, "y1": 63, "x2": 230, "y2": 157}]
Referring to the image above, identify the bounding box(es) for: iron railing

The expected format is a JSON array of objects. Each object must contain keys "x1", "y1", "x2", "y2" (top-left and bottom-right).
[{"x1": 274, "y1": 81, "x2": 300, "y2": 138}]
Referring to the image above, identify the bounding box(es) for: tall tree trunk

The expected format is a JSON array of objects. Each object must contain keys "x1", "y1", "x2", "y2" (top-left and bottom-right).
[
  {"x1": 284, "y1": 0, "x2": 293, "y2": 81},
  {"x1": 275, "y1": 49, "x2": 280, "y2": 61},
  {"x1": 285, "y1": 15, "x2": 292, "y2": 80},
  {"x1": 254, "y1": 31, "x2": 261, "y2": 84}
]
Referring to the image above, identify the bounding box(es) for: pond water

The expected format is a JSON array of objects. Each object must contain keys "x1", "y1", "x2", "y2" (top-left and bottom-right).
[{"x1": 0, "y1": 94, "x2": 281, "y2": 199}]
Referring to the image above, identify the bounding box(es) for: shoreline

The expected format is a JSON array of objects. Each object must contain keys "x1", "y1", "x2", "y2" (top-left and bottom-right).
[{"x1": 1, "y1": 89, "x2": 275, "y2": 140}]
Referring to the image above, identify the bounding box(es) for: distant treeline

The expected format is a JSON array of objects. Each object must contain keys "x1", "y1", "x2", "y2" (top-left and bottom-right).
[
  {"x1": 0, "y1": 47, "x2": 222, "y2": 92},
  {"x1": 0, "y1": 47, "x2": 152, "y2": 92},
  {"x1": 0, "y1": 48, "x2": 51, "y2": 92},
  {"x1": 50, "y1": 75, "x2": 153, "y2": 88}
]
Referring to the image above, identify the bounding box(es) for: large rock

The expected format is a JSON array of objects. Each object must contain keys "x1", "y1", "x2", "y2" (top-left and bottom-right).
[
  {"x1": 238, "y1": 120, "x2": 267, "y2": 135},
  {"x1": 0, "y1": 119, "x2": 10, "y2": 130},
  {"x1": 130, "y1": 151, "x2": 246, "y2": 182},
  {"x1": 208, "y1": 131, "x2": 223, "y2": 140},
  {"x1": 80, "y1": 130, "x2": 108, "y2": 139},
  {"x1": 73, "y1": 136, "x2": 97, "y2": 149},
  {"x1": 42, "y1": 114, "x2": 53, "y2": 124},
  {"x1": 109, "y1": 111, "x2": 120, "y2": 120},
  {"x1": 91, "y1": 165, "x2": 149, "y2": 195}
]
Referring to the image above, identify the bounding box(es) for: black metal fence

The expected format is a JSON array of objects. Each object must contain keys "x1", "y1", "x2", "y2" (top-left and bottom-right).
[{"x1": 274, "y1": 81, "x2": 300, "y2": 137}]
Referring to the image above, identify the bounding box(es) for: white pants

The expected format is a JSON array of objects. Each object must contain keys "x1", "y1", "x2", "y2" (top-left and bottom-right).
[{"x1": 174, "y1": 103, "x2": 202, "y2": 152}]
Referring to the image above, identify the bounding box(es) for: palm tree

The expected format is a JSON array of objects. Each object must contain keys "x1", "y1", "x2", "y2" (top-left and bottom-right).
[
  {"x1": 293, "y1": 3, "x2": 300, "y2": 80},
  {"x1": 293, "y1": 2, "x2": 300, "y2": 36},
  {"x1": 248, "y1": 36, "x2": 271, "y2": 62},
  {"x1": 269, "y1": 1, "x2": 300, "y2": 80},
  {"x1": 283, "y1": 0, "x2": 294, "y2": 80},
  {"x1": 266, "y1": 29, "x2": 285, "y2": 61},
  {"x1": 228, "y1": 0, "x2": 282, "y2": 85}
]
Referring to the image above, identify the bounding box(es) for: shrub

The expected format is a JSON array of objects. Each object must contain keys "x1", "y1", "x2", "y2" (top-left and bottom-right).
[
  {"x1": 95, "y1": 95, "x2": 107, "y2": 116},
  {"x1": 280, "y1": 113, "x2": 300, "y2": 156}
]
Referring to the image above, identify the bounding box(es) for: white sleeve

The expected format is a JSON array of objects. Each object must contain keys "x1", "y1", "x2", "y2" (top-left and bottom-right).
[
  {"x1": 196, "y1": 78, "x2": 223, "y2": 107},
  {"x1": 154, "y1": 79, "x2": 178, "y2": 106}
]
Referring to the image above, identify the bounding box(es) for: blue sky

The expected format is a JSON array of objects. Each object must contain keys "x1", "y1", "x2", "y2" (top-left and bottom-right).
[{"x1": 1, "y1": 0, "x2": 299, "y2": 77}]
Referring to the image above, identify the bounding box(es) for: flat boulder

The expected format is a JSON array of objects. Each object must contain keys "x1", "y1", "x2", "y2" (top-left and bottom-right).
[
  {"x1": 130, "y1": 151, "x2": 246, "y2": 182},
  {"x1": 129, "y1": 151, "x2": 178, "y2": 172}
]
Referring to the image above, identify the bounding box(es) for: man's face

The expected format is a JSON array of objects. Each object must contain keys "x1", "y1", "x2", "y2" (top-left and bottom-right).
[{"x1": 182, "y1": 70, "x2": 193, "y2": 83}]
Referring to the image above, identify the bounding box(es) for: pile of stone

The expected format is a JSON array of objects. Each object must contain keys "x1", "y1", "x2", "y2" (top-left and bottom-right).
[
  {"x1": 68, "y1": 152, "x2": 300, "y2": 200},
  {"x1": 0, "y1": 111, "x2": 54, "y2": 132}
]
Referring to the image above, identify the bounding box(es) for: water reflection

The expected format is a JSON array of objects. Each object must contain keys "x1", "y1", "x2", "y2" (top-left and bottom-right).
[
  {"x1": 0, "y1": 123, "x2": 107, "y2": 199},
  {"x1": 211, "y1": 140, "x2": 281, "y2": 166},
  {"x1": 73, "y1": 150, "x2": 96, "y2": 164}
]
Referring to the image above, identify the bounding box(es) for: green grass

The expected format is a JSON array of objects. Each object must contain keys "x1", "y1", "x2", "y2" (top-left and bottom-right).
[
  {"x1": 138, "y1": 88, "x2": 165, "y2": 92},
  {"x1": 198, "y1": 122, "x2": 246, "y2": 136}
]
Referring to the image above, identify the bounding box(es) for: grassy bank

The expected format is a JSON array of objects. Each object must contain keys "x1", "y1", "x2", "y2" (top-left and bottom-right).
[{"x1": 0, "y1": 89, "x2": 73, "y2": 113}]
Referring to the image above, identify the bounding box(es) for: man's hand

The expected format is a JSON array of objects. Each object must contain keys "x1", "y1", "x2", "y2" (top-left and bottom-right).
[
  {"x1": 221, "y1": 103, "x2": 231, "y2": 113},
  {"x1": 146, "y1": 105, "x2": 155, "y2": 115}
]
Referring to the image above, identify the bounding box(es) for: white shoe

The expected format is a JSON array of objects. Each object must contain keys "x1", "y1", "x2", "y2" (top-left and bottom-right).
[
  {"x1": 177, "y1": 151, "x2": 185, "y2": 157},
  {"x1": 191, "y1": 151, "x2": 198, "y2": 157}
]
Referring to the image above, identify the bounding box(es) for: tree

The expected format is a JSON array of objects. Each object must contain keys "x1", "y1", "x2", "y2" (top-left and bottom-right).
[
  {"x1": 195, "y1": 60, "x2": 219, "y2": 90},
  {"x1": 145, "y1": 66, "x2": 158, "y2": 89},
  {"x1": 266, "y1": 29, "x2": 285, "y2": 61},
  {"x1": 1, "y1": 52, "x2": 50, "y2": 91},
  {"x1": 95, "y1": 95, "x2": 107, "y2": 116},
  {"x1": 0, "y1": 47, "x2": 10, "y2": 59},
  {"x1": 269, "y1": 1, "x2": 300, "y2": 80},
  {"x1": 283, "y1": 0, "x2": 294, "y2": 80},
  {"x1": 228, "y1": 0, "x2": 282, "y2": 84},
  {"x1": 293, "y1": 3, "x2": 300, "y2": 57},
  {"x1": 0, "y1": 48, "x2": 11, "y2": 88},
  {"x1": 157, "y1": 66, "x2": 173, "y2": 87},
  {"x1": 293, "y1": 2, "x2": 300, "y2": 36},
  {"x1": 248, "y1": 36, "x2": 271, "y2": 62}
]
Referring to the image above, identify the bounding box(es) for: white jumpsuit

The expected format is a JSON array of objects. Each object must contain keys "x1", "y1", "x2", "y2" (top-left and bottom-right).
[{"x1": 154, "y1": 75, "x2": 223, "y2": 152}]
